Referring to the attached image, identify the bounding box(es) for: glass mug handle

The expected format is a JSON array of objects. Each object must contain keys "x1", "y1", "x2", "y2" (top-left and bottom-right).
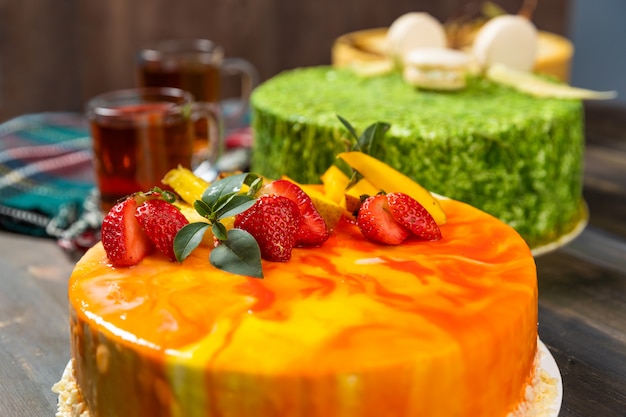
[
  {"x1": 221, "y1": 58, "x2": 259, "y2": 126},
  {"x1": 191, "y1": 101, "x2": 222, "y2": 182}
]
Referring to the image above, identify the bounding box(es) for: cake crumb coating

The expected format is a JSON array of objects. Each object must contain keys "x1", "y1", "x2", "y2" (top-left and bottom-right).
[{"x1": 251, "y1": 66, "x2": 586, "y2": 248}]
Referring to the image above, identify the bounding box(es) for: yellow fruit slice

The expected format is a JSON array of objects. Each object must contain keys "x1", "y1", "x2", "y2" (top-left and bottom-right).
[
  {"x1": 343, "y1": 194, "x2": 362, "y2": 216},
  {"x1": 301, "y1": 186, "x2": 346, "y2": 231},
  {"x1": 346, "y1": 177, "x2": 379, "y2": 199},
  {"x1": 162, "y1": 166, "x2": 210, "y2": 206},
  {"x1": 320, "y1": 165, "x2": 350, "y2": 204},
  {"x1": 281, "y1": 176, "x2": 346, "y2": 231},
  {"x1": 341, "y1": 177, "x2": 380, "y2": 218},
  {"x1": 164, "y1": 168, "x2": 241, "y2": 247},
  {"x1": 176, "y1": 203, "x2": 214, "y2": 246},
  {"x1": 337, "y1": 151, "x2": 447, "y2": 225},
  {"x1": 320, "y1": 165, "x2": 379, "y2": 204},
  {"x1": 176, "y1": 203, "x2": 237, "y2": 247},
  {"x1": 487, "y1": 63, "x2": 617, "y2": 100}
]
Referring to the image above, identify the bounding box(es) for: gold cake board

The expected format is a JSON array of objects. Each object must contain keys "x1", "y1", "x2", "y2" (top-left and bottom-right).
[{"x1": 332, "y1": 27, "x2": 574, "y2": 83}]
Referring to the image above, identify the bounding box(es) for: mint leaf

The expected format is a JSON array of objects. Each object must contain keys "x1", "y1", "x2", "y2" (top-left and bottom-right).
[
  {"x1": 212, "y1": 222, "x2": 228, "y2": 241},
  {"x1": 337, "y1": 116, "x2": 391, "y2": 190},
  {"x1": 193, "y1": 199, "x2": 214, "y2": 219},
  {"x1": 202, "y1": 173, "x2": 258, "y2": 206},
  {"x1": 337, "y1": 115, "x2": 390, "y2": 155},
  {"x1": 337, "y1": 115, "x2": 359, "y2": 141},
  {"x1": 174, "y1": 222, "x2": 210, "y2": 262},
  {"x1": 210, "y1": 229, "x2": 263, "y2": 278},
  {"x1": 215, "y1": 194, "x2": 256, "y2": 219},
  {"x1": 172, "y1": 172, "x2": 266, "y2": 278},
  {"x1": 247, "y1": 176, "x2": 264, "y2": 196},
  {"x1": 358, "y1": 121, "x2": 390, "y2": 155}
]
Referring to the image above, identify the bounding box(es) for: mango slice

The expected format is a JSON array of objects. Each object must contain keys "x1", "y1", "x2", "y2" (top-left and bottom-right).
[
  {"x1": 162, "y1": 166, "x2": 210, "y2": 206},
  {"x1": 346, "y1": 177, "x2": 379, "y2": 199},
  {"x1": 320, "y1": 165, "x2": 350, "y2": 204},
  {"x1": 320, "y1": 165, "x2": 378, "y2": 206},
  {"x1": 337, "y1": 151, "x2": 447, "y2": 225},
  {"x1": 487, "y1": 64, "x2": 617, "y2": 100}
]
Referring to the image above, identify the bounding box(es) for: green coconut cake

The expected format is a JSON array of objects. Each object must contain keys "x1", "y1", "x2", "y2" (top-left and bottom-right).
[{"x1": 250, "y1": 66, "x2": 586, "y2": 250}]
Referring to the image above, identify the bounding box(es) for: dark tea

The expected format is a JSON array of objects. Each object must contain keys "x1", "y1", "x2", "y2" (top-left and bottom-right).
[
  {"x1": 138, "y1": 62, "x2": 219, "y2": 157},
  {"x1": 136, "y1": 39, "x2": 257, "y2": 167},
  {"x1": 138, "y1": 61, "x2": 221, "y2": 103},
  {"x1": 89, "y1": 100, "x2": 194, "y2": 212}
]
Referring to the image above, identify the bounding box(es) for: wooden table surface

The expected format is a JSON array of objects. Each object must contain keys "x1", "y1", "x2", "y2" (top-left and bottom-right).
[{"x1": 1, "y1": 103, "x2": 625, "y2": 416}]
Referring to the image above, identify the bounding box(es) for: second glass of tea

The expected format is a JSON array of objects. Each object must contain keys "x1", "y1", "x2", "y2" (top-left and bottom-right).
[{"x1": 136, "y1": 39, "x2": 258, "y2": 169}]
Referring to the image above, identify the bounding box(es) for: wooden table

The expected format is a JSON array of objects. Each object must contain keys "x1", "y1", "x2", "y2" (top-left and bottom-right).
[{"x1": 1, "y1": 103, "x2": 625, "y2": 416}]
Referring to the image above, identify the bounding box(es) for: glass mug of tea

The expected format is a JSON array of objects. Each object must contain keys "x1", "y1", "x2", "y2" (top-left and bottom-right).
[
  {"x1": 87, "y1": 87, "x2": 215, "y2": 212},
  {"x1": 136, "y1": 39, "x2": 258, "y2": 166}
]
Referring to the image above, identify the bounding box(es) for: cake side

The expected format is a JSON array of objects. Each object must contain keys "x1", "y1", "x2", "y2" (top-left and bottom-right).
[
  {"x1": 250, "y1": 66, "x2": 585, "y2": 248},
  {"x1": 66, "y1": 197, "x2": 538, "y2": 417},
  {"x1": 55, "y1": 343, "x2": 561, "y2": 417}
]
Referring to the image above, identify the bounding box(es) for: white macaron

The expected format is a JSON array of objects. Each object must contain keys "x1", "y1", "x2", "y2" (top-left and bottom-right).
[
  {"x1": 472, "y1": 14, "x2": 538, "y2": 72},
  {"x1": 403, "y1": 47, "x2": 471, "y2": 91},
  {"x1": 386, "y1": 12, "x2": 447, "y2": 63}
]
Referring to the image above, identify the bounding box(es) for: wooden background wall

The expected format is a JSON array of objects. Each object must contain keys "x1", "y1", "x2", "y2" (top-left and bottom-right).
[{"x1": 0, "y1": 0, "x2": 570, "y2": 122}]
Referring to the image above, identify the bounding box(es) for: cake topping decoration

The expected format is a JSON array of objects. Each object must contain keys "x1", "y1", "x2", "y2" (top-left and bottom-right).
[
  {"x1": 101, "y1": 189, "x2": 188, "y2": 267},
  {"x1": 173, "y1": 172, "x2": 264, "y2": 277},
  {"x1": 233, "y1": 194, "x2": 300, "y2": 263},
  {"x1": 386, "y1": 192, "x2": 442, "y2": 240},
  {"x1": 173, "y1": 173, "x2": 331, "y2": 278},
  {"x1": 471, "y1": 14, "x2": 537, "y2": 73},
  {"x1": 260, "y1": 179, "x2": 330, "y2": 246},
  {"x1": 352, "y1": 10, "x2": 617, "y2": 100},
  {"x1": 402, "y1": 47, "x2": 472, "y2": 90},
  {"x1": 337, "y1": 151, "x2": 447, "y2": 225},
  {"x1": 487, "y1": 63, "x2": 618, "y2": 99},
  {"x1": 385, "y1": 12, "x2": 447, "y2": 65},
  {"x1": 357, "y1": 193, "x2": 410, "y2": 245},
  {"x1": 135, "y1": 197, "x2": 190, "y2": 262},
  {"x1": 357, "y1": 192, "x2": 441, "y2": 245},
  {"x1": 285, "y1": 177, "x2": 346, "y2": 232},
  {"x1": 99, "y1": 118, "x2": 447, "y2": 277}
]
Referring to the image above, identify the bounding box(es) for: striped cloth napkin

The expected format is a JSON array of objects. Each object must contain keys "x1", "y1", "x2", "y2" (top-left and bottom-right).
[{"x1": 0, "y1": 112, "x2": 102, "y2": 254}]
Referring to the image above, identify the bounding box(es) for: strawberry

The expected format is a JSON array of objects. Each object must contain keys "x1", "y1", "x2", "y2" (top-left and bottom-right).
[
  {"x1": 234, "y1": 195, "x2": 301, "y2": 262},
  {"x1": 261, "y1": 179, "x2": 329, "y2": 247},
  {"x1": 386, "y1": 192, "x2": 442, "y2": 241},
  {"x1": 135, "y1": 199, "x2": 189, "y2": 261},
  {"x1": 101, "y1": 197, "x2": 154, "y2": 267},
  {"x1": 357, "y1": 194, "x2": 410, "y2": 245}
]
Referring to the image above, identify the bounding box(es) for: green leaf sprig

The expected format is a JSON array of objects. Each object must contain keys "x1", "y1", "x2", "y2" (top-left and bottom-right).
[
  {"x1": 173, "y1": 173, "x2": 267, "y2": 278},
  {"x1": 337, "y1": 115, "x2": 390, "y2": 189}
]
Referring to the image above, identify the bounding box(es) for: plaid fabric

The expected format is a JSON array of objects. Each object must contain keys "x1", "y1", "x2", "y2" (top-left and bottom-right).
[
  {"x1": 0, "y1": 112, "x2": 99, "y2": 242},
  {"x1": 0, "y1": 108, "x2": 251, "y2": 255}
]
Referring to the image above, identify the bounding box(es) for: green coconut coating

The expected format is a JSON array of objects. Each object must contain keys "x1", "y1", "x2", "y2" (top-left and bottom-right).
[{"x1": 250, "y1": 66, "x2": 585, "y2": 248}]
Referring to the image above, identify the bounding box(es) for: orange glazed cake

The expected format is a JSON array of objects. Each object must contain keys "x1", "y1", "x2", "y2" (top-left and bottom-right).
[
  {"x1": 53, "y1": 158, "x2": 553, "y2": 417},
  {"x1": 53, "y1": 148, "x2": 560, "y2": 417}
]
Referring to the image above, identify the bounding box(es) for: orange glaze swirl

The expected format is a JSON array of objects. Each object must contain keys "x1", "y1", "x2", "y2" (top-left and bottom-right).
[{"x1": 68, "y1": 198, "x2": 538, "y2": 417}]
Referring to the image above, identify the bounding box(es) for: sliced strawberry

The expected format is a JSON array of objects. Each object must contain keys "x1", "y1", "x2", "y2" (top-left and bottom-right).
[
  {"x1": 356, "y1": 194, "x2": 410, "y2": 245},
  {"x1": 234, "y1": 195, "x2": 300, "y2": 262},
  {"x1": 386, "y1": 192, "x2": 442, "y2": 241},
  {"x1": 135, "y1": 199, "x2": 189, "y2": 261},
  {"x1": 261, "y1": 179, "x2": 329, "y2": 247},
  {"x1": 101, "y1": 197, "x2": 154, "y2": 267}
]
